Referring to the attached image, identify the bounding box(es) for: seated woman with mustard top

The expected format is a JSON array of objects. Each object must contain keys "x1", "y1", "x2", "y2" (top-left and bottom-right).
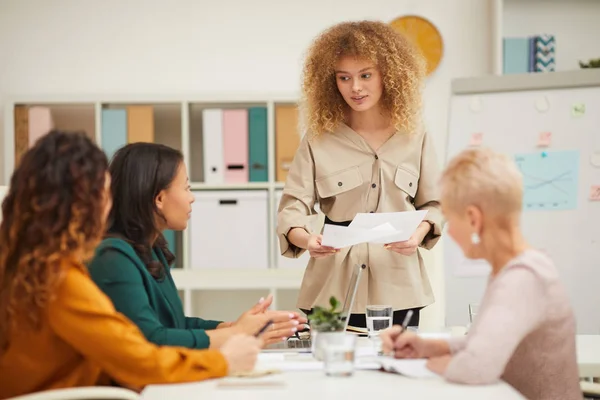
[
  {"x1": 0, "y1": 131, "x2": 260, "y2": 399},
  {"x1": 89, "y1": 142, "x2": 306, "y2": 350}
]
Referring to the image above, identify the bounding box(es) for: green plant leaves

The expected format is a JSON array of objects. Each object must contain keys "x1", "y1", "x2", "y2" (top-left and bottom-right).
[
  {"x1": 309, "y1": 296, "x2": 345, "y2": 332},
  {"x1": 329, "y1": 296, "x2": 339, "y2": 309},
  {"x1": 579, "y1": 58, "x2": 600, "y2": 68}
]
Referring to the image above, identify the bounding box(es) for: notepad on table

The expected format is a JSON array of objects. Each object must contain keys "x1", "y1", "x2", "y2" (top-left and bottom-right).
[
  {"x1": 378, "y1": 358, "x2": 439, "y2": 379},
  {"x1": 346, "y1": 325, "x2": 368, "y2": 335}
]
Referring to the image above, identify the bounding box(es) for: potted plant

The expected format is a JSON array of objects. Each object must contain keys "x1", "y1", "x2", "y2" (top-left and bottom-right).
[
  {"x1": 579, "y1": 58, "x2": 600, "y2": 69},
  {"x1": 309, "y1": 296, "x2": 346, "y2": 360}
]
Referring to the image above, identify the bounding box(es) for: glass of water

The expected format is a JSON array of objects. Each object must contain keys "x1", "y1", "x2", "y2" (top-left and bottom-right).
[
  {"x1": 321, "y1": 332, "x2": 357, "y2": 377},
  {"x1": 366, "y1": 305, "x2": 392, "y2": 353}
]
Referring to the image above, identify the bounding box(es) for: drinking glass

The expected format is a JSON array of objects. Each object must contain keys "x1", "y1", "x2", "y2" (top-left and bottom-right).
[
  {"x1": 366, "y1": 305, "x2": 393, "y2": 336},
  {"x1": 366, "y1": 305, "x2": 392, "y2": 354},
  {"x1": 321, "y1": 332, "x2": 357, "y2": 377}
]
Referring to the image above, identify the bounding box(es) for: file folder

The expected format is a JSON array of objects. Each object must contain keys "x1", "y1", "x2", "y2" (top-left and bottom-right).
[
  {"x1": 162, "y1": 229, "x2": 177, "y2": 257},
  {"x1": 223, "y1": 109, "x2": 249, "y2": 183},
  {"x1": 127, "y1": 105, "x2": 155, "y2": 143},
  {"x1": 202, "y1": 109, "x2": 224, "y2": 184},
  {"x1": 101, "y1": 109, "x2": 127, "y2": 161},
  {"x1": 28, "y1": 107, "x2": 53, "y2": 147},
  {"x1": 248, "y1": 107, "x2": 268, "y2": 182},
  {"x1": 14, "y1": 105, "x2": 29, "y2": 166},
  {"x1": 275, "y1": 104, "x2": 301, "y2": 182},
  {"x1": 503, "y1": 37, "x2": 529, "y2": 74}
]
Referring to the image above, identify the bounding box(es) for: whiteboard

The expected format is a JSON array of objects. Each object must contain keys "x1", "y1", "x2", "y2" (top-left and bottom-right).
[{"x1": 443, "y1": 70, "x2": 600, "y2": 334}]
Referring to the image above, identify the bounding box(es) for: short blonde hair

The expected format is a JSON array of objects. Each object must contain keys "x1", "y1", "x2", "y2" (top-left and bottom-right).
[
  {"x1": 440, "y1": 148, "x2": 523, "y2": 216},
  {"x1": 300, "y1": 20, "x2": 426, "y2": 136}
]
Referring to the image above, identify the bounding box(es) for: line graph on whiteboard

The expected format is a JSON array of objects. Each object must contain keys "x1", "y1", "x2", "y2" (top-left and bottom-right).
[{"x1": 514, "y1": 151, "x2": 580, "y2": 211}]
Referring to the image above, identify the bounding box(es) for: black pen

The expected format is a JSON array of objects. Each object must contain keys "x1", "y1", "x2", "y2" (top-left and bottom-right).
[
  {"x1": 255, "y1": 319, "x2": 274, "y2": 337},
  {"x1": 400, "y1": 310, "x2": 414, "y2": 332},
  {"x1": 383, "y1": 310, "x2": 415, "y2": 358}
]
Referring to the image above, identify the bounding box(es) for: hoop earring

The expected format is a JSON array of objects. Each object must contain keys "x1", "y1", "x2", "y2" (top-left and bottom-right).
[{"x1": 471, "y1": 232, "x2": 481, "y2": 245}]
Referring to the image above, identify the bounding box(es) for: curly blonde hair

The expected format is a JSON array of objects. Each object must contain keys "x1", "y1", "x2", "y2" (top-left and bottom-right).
[
  {"x1": 0, "y1": 131, "x2": 109, "y2": 355},
  {"x1": 300, "y1": 20, "x2": 426, "y2": 136}
]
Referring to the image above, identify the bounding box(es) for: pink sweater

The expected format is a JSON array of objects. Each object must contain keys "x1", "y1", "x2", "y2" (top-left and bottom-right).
[{"x1": 444, "y1": 250, "x2": 581, "y2": 400}]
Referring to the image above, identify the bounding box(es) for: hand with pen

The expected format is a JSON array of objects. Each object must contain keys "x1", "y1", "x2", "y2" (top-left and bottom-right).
[
  {"x1": 219, "y1": 319, "x2": 275, "y2": 375},
  {"x1": 225, "y1": 294, "x2": 309, "y2": 346},
  {"x1": 380, "y1": 324, "x2": 453, "y2": 374}
]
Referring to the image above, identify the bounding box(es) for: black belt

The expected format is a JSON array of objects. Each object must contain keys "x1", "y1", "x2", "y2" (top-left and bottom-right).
[{"x1": 324, "y1": 216, "x2": 352, "y2": 227}]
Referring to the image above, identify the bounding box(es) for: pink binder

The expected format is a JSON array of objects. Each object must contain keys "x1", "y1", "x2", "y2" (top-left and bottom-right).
[
  {"x1": 223, "y1": 109, "x2": 249, "y2": 183},
  {"x1": 28, "y1": 107, "x2": 54, "y2": 147}
]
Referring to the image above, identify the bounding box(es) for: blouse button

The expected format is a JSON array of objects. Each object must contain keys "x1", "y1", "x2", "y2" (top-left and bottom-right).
[
  {"x1": 338, "y1": 182, "x2": 343, "y2": 187},
  {"x1": 409, "y1": 182, "x2": 413, "y2": 187}
]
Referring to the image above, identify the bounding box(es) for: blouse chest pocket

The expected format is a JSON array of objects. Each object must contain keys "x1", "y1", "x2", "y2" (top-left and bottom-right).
[
  {"x1": 394, "y1": 166, "x2": 419, "y2": 199},
  {"x1": 315, "y1": 166, "x2": 363, "y2": 199}
]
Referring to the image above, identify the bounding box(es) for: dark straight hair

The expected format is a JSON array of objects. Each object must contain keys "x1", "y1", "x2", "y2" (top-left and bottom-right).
[{"x1": 107, "y1": 142, "x2": 184, "y2": 280}]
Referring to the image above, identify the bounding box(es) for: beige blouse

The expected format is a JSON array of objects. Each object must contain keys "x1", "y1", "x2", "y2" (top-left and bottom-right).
[{"x1": 277, "y1": 123, "x2": 443, "y2": 313}]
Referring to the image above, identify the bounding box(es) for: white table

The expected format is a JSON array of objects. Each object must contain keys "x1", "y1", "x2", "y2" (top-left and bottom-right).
[
  {"x1": 139, "y1": 334, "x2": 600, "y2": 399},
  {"x1": 141, "y1": 338, "x2": 525, "y2": 400},
  {"x1": 141, "y1": 370, "x2": 524, "y2": 400},
  {"x1": 578, "y1": 335, "x2": 600, "y2": 377}
]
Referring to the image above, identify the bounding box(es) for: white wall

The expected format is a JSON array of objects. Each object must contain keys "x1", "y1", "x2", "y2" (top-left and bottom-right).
[
  {"x1": 0, "y1": 0, "x2": 496, "y2": 327},
  {"x1": 503, "y1": 0, "x2": 600, "y2": 71},
  {"x1": 0, "y1": 187, "x2": 6, "y2": 224}
]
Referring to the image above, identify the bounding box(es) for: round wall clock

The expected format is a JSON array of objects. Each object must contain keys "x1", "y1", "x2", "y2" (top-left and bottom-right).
[{"x1": 390, "y1": 15, "x2": 444, "y2": 76}]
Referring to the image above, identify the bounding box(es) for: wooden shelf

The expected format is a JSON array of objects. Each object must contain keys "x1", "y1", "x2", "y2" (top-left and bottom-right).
[
  {"x1": 190, "y1": 182, "x2": 271, "y2": 190},
  {"x1": 2, "y1": 94, "x2": 305, "y2": 313},
  {"x1": 171, "y1": 268, "x2": 305, "y2": 290}
]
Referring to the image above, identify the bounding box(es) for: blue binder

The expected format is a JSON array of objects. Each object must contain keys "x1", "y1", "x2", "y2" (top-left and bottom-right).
[
  {"x1": 163, "y1": 229, "x2": 177, "y2": 257},
  {"x1": 101, "y1": 109, "x2": 127, "y2": 161},
  {"x1": 248, "y1": 107, "x2": 268, "y2": 182},
  {"x1": 503, "y1": 38, "x2": 530, "y2": 74}
]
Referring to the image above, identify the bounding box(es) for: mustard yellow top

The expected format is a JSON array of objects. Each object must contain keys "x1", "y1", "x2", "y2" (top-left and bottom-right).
[{"x1": 0, "y1": 261, "x2": 228, "y2": 399}]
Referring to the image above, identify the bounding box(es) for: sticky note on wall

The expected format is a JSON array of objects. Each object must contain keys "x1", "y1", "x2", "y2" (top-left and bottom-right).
[
  {"x1": 590, "y1": 186, "x2": 600, "y2": 201},
  {"x1": 537, "y1": 132, "x2": 552, "y2": 147},
  {"x1": 469, "y1": 133, "x2": 483, "y2": 147}
]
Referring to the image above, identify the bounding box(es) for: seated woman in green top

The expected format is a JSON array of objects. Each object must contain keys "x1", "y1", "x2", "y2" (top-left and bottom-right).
[{"x1": 89, "y1": 142, "x2": 306, "y2": 349}]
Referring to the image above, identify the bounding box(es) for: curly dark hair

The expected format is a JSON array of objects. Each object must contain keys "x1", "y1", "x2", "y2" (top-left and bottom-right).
[
  {"x1": 0, "y1": 130, "x2": 109, "y2": 354},
  {"x1": 301, "y1": 20, "x2": 426, "y2": 136},
  {"x1": 107, "y1": 142, "x2": 182, "y2": 280}
]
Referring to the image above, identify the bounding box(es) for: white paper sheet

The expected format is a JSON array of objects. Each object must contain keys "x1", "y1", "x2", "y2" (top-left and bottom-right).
[
  {"x1": 320, "y1": 223, "x2": 394, "y2": 248},
  {"x1": 321, "y1": 210, "x2": 429, "y2": 248},
  {"x1": 378, "y1": 358, "x2": 439, "y2": 379},
  {"x1": 350, "y1": 210, "x2": 429, "y2": 243},
  {"x1": 255, "y1": 358, "x2": 381, "y2": 372}
]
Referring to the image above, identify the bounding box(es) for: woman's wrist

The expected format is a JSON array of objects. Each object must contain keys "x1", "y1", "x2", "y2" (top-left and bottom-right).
[
  {"x1": 287, "y1": 227, "x2": 311, "y2": 250},
  {"x1": 425, "y1": 339, "x2": 451, "y2": 358},
  {"x1": 417, "y1": 221, "x2": 432, "y2": 243}
]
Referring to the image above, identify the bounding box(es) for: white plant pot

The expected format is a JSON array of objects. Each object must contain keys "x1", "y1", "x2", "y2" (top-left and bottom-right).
[{"x1": 311, "y1": 330, "x2": 345, "y2": 361}]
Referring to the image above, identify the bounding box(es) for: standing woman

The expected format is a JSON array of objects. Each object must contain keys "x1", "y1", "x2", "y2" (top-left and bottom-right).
[{"x1": 277, "y1": 20, "x2": 443, "y2": 328}]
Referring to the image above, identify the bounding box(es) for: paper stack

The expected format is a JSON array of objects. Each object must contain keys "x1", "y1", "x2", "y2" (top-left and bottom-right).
[{"x1": 321, "y1": 210, "x2": 429, "y2": 248}]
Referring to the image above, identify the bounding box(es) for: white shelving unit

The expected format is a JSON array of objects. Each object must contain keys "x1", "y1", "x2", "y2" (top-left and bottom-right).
[
  {"x1": 3, "y1": 93, "x2": 314, "y2": 319},
  {"x1": 491, "y1": 0, "x2": 600, "y2": 75}
]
